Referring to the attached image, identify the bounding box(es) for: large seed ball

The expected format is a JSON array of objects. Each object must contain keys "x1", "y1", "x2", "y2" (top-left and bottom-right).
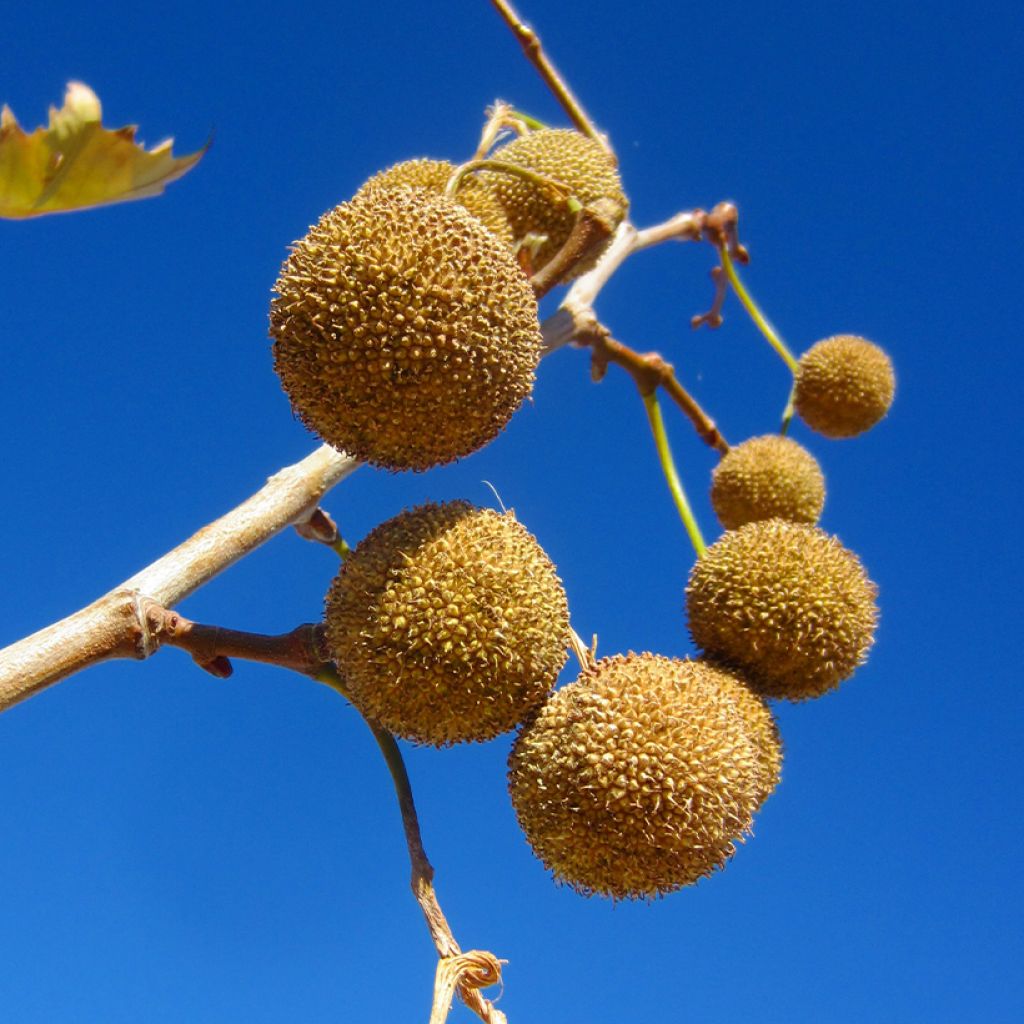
[
  {"x1": 794, "y1": 335, "x2": 895, "y2": 438},
  {"x1": 355, "y1": 158, "x2": 514, "y2": 245},
  {"x1": 508, "y1": 654, "x2": 767, "y2": 899},
  {"x1": 720, "y1": 668, "x2": 783, "y2": 808},
  {"x1": 484, "y1": 128, "x2": 628, "y2": 280},
  {"x1": 711, "y1": 435, "x2": 825, "y2": 529},
  {"x1": 324, "y1": 501, "x2": 570, "y2": 746},
  {"x1": 687, "y1": 520, "x2": 878, "y2": 700},
  {"x1": 270, "y1": 188, "x2": 541, "y2": 471}
]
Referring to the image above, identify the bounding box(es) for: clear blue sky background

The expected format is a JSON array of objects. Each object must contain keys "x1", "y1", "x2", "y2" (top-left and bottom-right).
[{"x1": 1, "y1": 1, "x2": 1021, "y2": 1021}]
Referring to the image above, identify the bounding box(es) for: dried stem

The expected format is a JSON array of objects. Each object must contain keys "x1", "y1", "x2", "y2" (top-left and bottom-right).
[
  {"x1": 142, "y1": 603, "x2": 329, "y2": 678},
  {"x1": 587, "y1": 328, "x2": 728, "y2": 453},
  {"x1": 488, "y1": 0, "x2": 610, "y2": 158},
  {"x1": 316, "y1": 667, "x2": 505, "y2": 1023}
]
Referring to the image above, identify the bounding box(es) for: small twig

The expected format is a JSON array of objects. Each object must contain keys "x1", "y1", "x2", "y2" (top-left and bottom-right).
[
  {"x1": 584, "y1": 325, "x2": 728, "y2": 453},
  {"x1": 488, "y1": 0, "x2": 611, "y2": 159},
  {"x1": 568, "y1": 627, "x2": 597, "y2": 673},
  {"x1": 142, "y1": 603, "x2": 329, "y2": 678},
  {"x1": 316, "y1": 667, "x2": 505, "y2": 1023}
]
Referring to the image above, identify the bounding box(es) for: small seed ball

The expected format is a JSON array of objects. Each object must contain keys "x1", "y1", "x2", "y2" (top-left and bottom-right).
[
  {"x1": 686, "y1": 520, "x2": 878, "y2": 700},
  {"x1": 794, "y1": 335, "x2": 895, "y2": 438},
  {"x1": 324, "y1": 501, "x2": 570, "y2": 746},
  {"x1": 508, "y1": 654, "x2": 767, "y2": 899},
  {"x1": 270, "y1": 188, "x2": 540, "y2": 471},
  {"x1": 483, "y1": 128, "x2": 628, "y2": 280},
  {"x1": 355, "y1": 158, "x2": 514, "y2": 245},
  {"x1": 711, "y1": 435, "x2": 826, "y2": 530}
]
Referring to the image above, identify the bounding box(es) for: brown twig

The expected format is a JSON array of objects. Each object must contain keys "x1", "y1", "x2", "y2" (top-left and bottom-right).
[
  {"x1": 142, "y1": 603, "x2": 329, "y2": 678},
  {"x1": 317, "y1": 668, "x2": 505, "y2": 1023},
  {"x1": 580, "y1": 321, "x2": 729, "y2": 453},
  {"x1": 488, "y1": 0, "x2": 612, "y2": 159}
]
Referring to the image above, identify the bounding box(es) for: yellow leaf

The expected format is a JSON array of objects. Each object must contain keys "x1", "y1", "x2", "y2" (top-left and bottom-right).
[{"x1": 0, "y1": 82, "x2": 206, "y2": 219}]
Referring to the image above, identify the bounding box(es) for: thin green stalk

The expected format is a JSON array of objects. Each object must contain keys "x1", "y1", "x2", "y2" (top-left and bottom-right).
[
  {"x1": 719, "y1": 246, "x2": 800, "y2": 375},
  {"x1": 642, "y1": 392, "x2": 706, "y2": 558},
  {"x1": 331, "y1": 536, "x2": 352, "y2": 560},
  {"x1": 780, "y1": 382, "x2": 797, "y2": 436}
]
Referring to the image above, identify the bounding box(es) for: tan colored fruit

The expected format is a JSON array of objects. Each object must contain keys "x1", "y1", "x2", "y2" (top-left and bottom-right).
[
  {"x1": 484, "y1": 128, "x2": 628, "y2": 280},
  {"x1": 270, "y1": 188, "x2": 540, "y2": 471},
  {"x1": 794, "y1": 335, "x2": 895, "y2": 438},
  {"x1": 508, "y1": 653, "x2": 767, "y2": 899},
  {"x1": 687, "y1": 520, "x2": 878, "y2": 700},
  {"x1": 719, "y1": 667, "x2": 783, "y2": 807},
  {"x1": 711, "y1": 434, "x2": 826, "y2": 529},
  {"x1": 355, "y1": 158, "x2": 514, "y2": 245},
  {"x1": 324, "y1": 501, "x2": 570, "y2": 746}
]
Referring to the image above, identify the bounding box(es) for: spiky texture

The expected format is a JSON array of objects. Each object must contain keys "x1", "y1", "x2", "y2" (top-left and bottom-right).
[
  {"x1": 484, "y1": 128, "x2": 627, "y2": 280},
  {"x1": 270, "y1": 188, "x2": 540, "y2": 471},
  {"x1": 794, "y1": 335, "x2": 896, "y2": 438},
  {"x1": 355, "y1": 158, "x2": 514, "y2": 246},
  {"x1": 719, "y1": 668, "x2": 783, "y2": 807},
  {"x1": 508, "y1": 654, "x2": 768, "y2": 899},
  {"x1": 324, "y1": 501, "x2": 570, "y2": 746},
  {"x1": 711, "y1": 435, "x2": 826, "y2": 530},
  {"x1": 687, "y1": 520, "x2": 878, "y2": 700}
]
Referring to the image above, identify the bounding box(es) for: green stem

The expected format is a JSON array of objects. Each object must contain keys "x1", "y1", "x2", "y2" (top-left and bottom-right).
[
  {"x1": 445, "y1": 158, "x2": 571, "y2": 203},
  {"x1": 719, "y1": 246, "x2": 800, "y2": 375},
  {"x1": 331, "y1": 536, "x2": 352, "y2": 560},
  {"x1": 642, "y1": 392, "x2": 706, "y2": 557},
  {"x1": 780, "y1": 382, "x2": 797, "y2": 436}
]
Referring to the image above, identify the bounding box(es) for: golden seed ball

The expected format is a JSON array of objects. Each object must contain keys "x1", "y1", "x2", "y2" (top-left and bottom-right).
[
  {"x1": 270, "y1": 188, "x2": 541, "y2": 471},
  {"x1": 794, "y1": 335, "x2": 896, "y2": 438},
  {"x1": 355, "y1": 158, "x2": 514, "y2": 245},
  {"x1": 713, "y1": 663, "x2": 783, "y2": 807},
  {"x1": 686, "y1": 520, "x2": 878, "y2": 700},
  {"x1": 508, "y1": 653, "x2": 765, "y2": 899},
  {"x1": 711, "y1": 435, "x2": 826, "y2": 530},
  {"x1": 324, "y1": 501, "x2": 570, "y2": 746},
  {"x1": 484, "y1": 128, "x2": 628, "y2": 280}
]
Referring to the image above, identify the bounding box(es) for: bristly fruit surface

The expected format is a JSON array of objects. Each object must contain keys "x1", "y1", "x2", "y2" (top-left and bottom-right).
[
  {"x1": 508, "y1": 653, "x2": 769, "y2": 899},
  {"x1": 270, "y1": 188, "x2": 540, "y2": 470},
  {"x1": 324, "y1": 501, "x2": 570, "y2": 746}
]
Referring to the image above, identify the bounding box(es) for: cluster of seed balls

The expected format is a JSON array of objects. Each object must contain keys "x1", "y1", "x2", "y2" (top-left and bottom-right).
[
  {"x1": 268, "y1": 125, "x2": 896, "y2": 901},
  {"x1": 270, "y1": 128, "x2": 627, "y2": 471}
]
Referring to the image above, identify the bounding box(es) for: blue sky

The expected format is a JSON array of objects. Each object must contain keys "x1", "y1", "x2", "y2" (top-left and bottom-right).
[{"x1": 1, "y1": 1, "x2": 1021, "y2": 1021}]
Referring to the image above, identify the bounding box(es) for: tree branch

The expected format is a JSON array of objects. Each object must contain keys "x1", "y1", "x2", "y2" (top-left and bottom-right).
[
  {"x1": 0, "y1": 445, "x2": 357, "y2": 712},
  {"x1": 0, "y1": 208, "x2": 711, "y2": 715}
]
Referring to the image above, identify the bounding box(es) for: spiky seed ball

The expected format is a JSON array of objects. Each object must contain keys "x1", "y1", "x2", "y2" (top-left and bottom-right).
[
  {"x1": 687, "y1": 520, "x2": 878, "y2": 700},
  {"x1": 270, "y1": 188, "x2": 541, "y2": 471},
  {"x1": 508, "y1": 653, "x2": 766, "y2": 899},
  {"x1": 711, "y1": 435, "x2": 826, "y2": 529},
  {"x1": 355, "y1": 158, "x2": 514, "y2": 246},
  {"x1": 324, "y1": 501, "x2": 570, "y2": 746},
  {"x1": 484, "y1": 128, "x2": 628, "y2": 280},
  {"x1": 794, "y1": 335, "x2": 896, "y2": 438},
  {"x1": 717, "y1": 667, "x2": 783, "y2": 808}
]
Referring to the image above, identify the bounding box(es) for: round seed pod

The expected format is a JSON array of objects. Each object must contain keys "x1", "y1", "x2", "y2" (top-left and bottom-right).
[
  {"x1": 484, "y1": 128, "x2": 628, "y2": 280},
  {"x1": 711, "y1": 435, "x2": 826, "y2": 529},
  {"x1": 508, "y1": 653, "x2": 766, "y2": 899},
  {"x1": 270, "y1": 188, "x2": 541, "y2": 471},
  {"x1": 719, "y1": 667, "x2": 783, "y2": 808},
  {"x1": 687, "y1": 520, "x2": 878, "y2": 700},
  {"x1": 794, "y1": 335, "x2": 895, "y2": 438},
  {"x1": 324, "y1": 501, "x2": 570, "y2": 746},
  {"x1": 355, "y1": 158, "x2": 514, "y2": 245}
]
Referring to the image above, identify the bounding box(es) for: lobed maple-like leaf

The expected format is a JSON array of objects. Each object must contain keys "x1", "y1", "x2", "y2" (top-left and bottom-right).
[{"x1": 0, "y1": 82, "x2": 205, "y2": 219}]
